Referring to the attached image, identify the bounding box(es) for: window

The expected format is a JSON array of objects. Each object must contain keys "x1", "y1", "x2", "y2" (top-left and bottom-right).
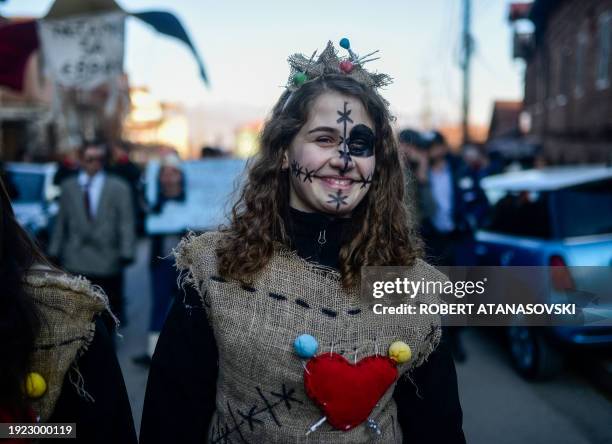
[
  {"x1": 596, "y1": 12, "x2": 611, "y2": 89},
  {"x1": 553, "y1": 180, "x2": 612, "y2": 238},
  {"x1": 575, "y1": 30, "x2": 588, "y2": 97},
  {"x1": 485, "y1": 190, "x2": 551, "y2": 239}
]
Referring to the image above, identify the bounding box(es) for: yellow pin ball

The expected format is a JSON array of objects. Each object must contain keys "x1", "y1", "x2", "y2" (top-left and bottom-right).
[
  {"x1": 388, "y1": 341, "x2": 412, "y2": 364},
  {"x1": 25, "y1": 372, "x2": 47, "y2": 399}
]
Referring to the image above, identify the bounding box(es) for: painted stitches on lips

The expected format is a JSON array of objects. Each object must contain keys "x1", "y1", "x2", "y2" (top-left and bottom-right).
[{"x1": 291, "y1": 161, "x2": 372, "y2": 190}]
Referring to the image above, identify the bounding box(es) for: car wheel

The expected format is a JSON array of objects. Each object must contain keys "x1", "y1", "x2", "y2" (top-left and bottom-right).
[{"x1": 507, "y1": 326, "x2": 563, "y2": 380}]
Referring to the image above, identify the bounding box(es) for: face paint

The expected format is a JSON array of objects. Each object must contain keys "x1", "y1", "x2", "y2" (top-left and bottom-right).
[
  {"x1": 354, "y1": 173, "x2": 372, "y2": 189},
  {"x1": 283, "y1": 92, "x2": 376, "y2": 216},
  {"x1": 326, "y1": 189, "x2": 349, "y2": 211},
  {"x1": 347, "y1": 124, "x2": 375, "y2": 157},
  {"x1": 337, "y1": 102, "x2": 353, "y2": 174},
  {"x1": 291, "y1": 160, "x2": 322, "y2": 183}
]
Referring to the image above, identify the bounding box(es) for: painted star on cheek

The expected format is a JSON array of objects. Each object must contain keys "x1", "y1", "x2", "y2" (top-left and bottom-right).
[
  {"x1": 326, "y1": 189, "x2": 349, "y2": 211},
  {"x1": 355, "y1": 173, "x2": 373, "y2": 189},
  {"x1": 291, "y1": 161, "x2": 323, "y2": 183},
  {"x1": 291, "y1": 160, "x2": 303, "y2": 178},
  {"x1": 302, "y1": 168, "x2": 315, "y2": 183}
]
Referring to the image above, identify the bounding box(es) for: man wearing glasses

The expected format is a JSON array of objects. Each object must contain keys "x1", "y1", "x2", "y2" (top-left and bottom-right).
[{"x1": 49, "y1": 141, "x2": 136, "y2": 336}]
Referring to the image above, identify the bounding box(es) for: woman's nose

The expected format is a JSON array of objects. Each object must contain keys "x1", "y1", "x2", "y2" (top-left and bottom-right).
[{"x1": 329, "y1": 151, "x2": 355, "y2": 173}]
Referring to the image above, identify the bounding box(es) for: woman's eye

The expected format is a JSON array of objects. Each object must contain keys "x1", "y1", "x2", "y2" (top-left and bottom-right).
[
  {"x1": 349, "y1": 141, "x2": 367, "y2": 151},
  {"x1": 317, "y1": 137, "x2": 335, "y2": 144}
]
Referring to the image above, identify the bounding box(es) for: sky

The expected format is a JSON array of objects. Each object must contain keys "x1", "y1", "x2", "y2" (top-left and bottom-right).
[{"x1": 2, "y1": 0, "x2": 526, "y2": 145}]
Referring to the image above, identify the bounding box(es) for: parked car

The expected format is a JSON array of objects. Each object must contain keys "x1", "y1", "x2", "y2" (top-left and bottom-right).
[
  {"x1": 5, "y1": 162, "x2": 59, "y2": 247},
  {"x1": 474, "y1": 165, "x2": 612, "y2": 379}
]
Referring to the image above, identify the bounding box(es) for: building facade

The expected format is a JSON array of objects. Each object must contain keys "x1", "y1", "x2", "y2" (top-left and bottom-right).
[{"x1": 512, "y1": 0, "x2": 612, "y2": 163}]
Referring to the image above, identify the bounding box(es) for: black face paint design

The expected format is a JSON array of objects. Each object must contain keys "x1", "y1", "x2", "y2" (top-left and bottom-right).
[
  {"x1": 355, "y1": 173, "x2": 373, "y2": 189},
  {"x1": 326, "y1": 189, "x2": 349, "y2": 211},
  {"x1": 336, "y1": 102, "x2": 353, "y2": 175},
  {"x1": 288, "y1": 102, "x2": 375, "y2": 209},
  {"x1": 290, "y1": 160, "x2": 323, "y2": 183},
  {"x1": 347, "y1": 124, "x2": 375, "y2": 157},
  {"x1": 291, "y1": 160, "x2": 303, "y2": 178},
  {"x1": 334, "y1": 103, "x2": 375, "y2": 175},
  {"x1": 336, "y1": 104, "x2": 354, "y2": 125}
]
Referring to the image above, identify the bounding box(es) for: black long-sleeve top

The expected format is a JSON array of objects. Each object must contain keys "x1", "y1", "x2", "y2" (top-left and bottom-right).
[
  {"x1": 140, "y1": 208, "x2": 466, "y2": 443},
  {"x1": 48, "y1": 318, "x2": 137, "y2": 444}
]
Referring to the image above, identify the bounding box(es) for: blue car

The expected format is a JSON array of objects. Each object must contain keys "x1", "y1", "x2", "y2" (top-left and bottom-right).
[{"x1": 474, "y1": 165, "x2": 612, "y2": 379}]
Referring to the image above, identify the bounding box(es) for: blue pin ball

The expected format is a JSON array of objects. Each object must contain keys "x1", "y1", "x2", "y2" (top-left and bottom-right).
[
  {"x1": 294, "y1": 334, "x2": 319, "y2": 359},
  {"x1": 339, "y1": 38, "x2": 351, "y2": 50}
]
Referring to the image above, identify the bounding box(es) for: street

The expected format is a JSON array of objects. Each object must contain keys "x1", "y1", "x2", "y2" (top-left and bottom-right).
[{"x1": 117, "y1": 239, "x2": 612, "y2": 443}]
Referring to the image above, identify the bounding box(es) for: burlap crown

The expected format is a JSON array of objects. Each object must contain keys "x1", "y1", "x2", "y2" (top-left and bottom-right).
[{"x1": 286, "y1": 40, "x2": 393, "y2": 92}]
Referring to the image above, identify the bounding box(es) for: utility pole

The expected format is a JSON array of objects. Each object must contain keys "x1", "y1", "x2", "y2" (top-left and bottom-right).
[{"x1": 460, "y1": 0, "x2": 473, "y2": 146}]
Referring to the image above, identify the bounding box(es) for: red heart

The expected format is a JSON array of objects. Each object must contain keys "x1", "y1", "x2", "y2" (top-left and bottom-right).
[{"x1": 304, "y1": 353, "x2": 398, "y2": 431}]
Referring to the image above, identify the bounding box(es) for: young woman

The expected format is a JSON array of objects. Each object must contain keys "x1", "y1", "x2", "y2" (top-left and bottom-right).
[
  {"x1": 0, "y1": 177, "x2": 136, "y2": 444},
  {"x1": 141, "y1": 41, "x2": 465, "y2": 444}
]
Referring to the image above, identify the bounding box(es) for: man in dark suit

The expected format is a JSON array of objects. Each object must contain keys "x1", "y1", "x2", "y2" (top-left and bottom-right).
[{"x1": 49, "y1": 141, "x2": 136, "y2": 332}]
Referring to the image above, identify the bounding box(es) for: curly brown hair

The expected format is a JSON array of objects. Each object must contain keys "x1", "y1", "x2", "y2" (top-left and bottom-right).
[{"x1": 217, "y1": 74, "x2": 422, "y2": 288}]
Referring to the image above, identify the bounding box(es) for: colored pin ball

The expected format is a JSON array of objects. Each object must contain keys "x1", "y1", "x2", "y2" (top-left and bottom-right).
[
  {"x1": 388, "y1": 341, "x2": 412, "y2": 364},
  {"x1": 25, "y1": 372, "x2": 47, "y2": 398},
  {"x1": 339, "y1": 60, "x2": 354, "y2": 74},
  {"x1": 293, "y1": 72, "x2": 308, "y2": 86},
  {"x1": 294, "y1": 334, "x2": 319, "y2": 358},
  {"x1": 339, "y1": 38, "x2": 351, "y2": 49}
]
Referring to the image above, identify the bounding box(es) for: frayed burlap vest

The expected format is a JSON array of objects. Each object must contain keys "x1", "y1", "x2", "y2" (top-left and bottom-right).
[
  {"x1": 24, "y1": 270, "x2": 109, "y2": 421},
  {"x1": 176, "y1": 232, "x2": 443, "y2": 444}
]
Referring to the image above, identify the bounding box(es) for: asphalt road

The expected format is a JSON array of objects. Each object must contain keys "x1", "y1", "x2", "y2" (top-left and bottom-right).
[{"x1": 117, "y1": 239, "x2": 612, "y2": 443}]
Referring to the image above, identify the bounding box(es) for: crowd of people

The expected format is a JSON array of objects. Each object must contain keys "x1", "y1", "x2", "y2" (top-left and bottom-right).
[{"x1": 397, "y1": 128, "x2": 500, "y2": 362}]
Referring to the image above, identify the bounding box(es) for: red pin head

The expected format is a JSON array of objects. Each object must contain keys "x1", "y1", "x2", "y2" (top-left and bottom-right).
[{"x1": 340, "y1": 60, "x2": 354, "y2": 74}]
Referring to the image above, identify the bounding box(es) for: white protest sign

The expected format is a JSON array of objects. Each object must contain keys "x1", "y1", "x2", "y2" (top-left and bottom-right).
[
  {"x1": 145, "y1": 158, "x2": 248, "y2": 234},
  {"x1": 38, "y1": 11, "x2": 125, "y2": 89}
]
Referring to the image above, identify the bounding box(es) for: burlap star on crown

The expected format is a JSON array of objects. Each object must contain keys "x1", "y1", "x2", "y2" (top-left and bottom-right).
[{"x1": 286, "y1": 40, "x2": 392, "y2": 92}]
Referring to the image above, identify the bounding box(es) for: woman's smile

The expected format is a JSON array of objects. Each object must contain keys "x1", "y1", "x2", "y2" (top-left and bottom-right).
[{"x1": 318, "y1": 175, "x2": 355, "y2": 190}]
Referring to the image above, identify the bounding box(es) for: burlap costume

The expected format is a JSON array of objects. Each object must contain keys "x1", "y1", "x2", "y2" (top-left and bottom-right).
[
  {"x1": 175, "y1": 231, "x2": 445, "y2": 444},
  {"x1": 22, "y1": 269, "x2": 109, "y2": 421}
]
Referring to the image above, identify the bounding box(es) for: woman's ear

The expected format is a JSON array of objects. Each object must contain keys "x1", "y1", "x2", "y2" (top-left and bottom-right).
[{"x1": 281, "y1": 151, "x2": 289, "y2": 170}]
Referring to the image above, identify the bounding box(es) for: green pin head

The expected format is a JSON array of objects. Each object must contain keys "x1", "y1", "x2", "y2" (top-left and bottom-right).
[{"x1": 293, "y1": 72, "x2": 308, "y2": 86}]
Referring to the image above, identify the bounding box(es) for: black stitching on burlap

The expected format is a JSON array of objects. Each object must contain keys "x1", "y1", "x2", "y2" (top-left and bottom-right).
[
  {"x1": 321, "y1": 308, "x2": 337, "y2": 318},
  {"x1": 268, "y1": 292, "x2": 287, "y2": 301},
  {"x1": 295, "y1": 299, "x2": 310, "y2": 308}
]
